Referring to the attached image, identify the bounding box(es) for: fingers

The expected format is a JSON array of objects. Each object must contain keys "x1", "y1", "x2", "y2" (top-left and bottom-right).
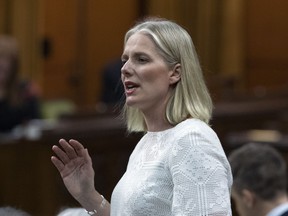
[
  {"x1": 69, "y1": 139, "x2": 93, "y2": 165},
  {"x1": 69, "y1": 139, "x2": 86, "y2": 157},
  {"x1": 51, "y1": 139, "x2": 87, "y2": 164},
  {"x1": 51, "y1": 155, "x2": 65, "y2": 173},
  {"x1": 52, "y1": 143, "x2": 70, "y2": 164},
  {"x1": 59, "y1": 139, "x2": 79, "y2": 159},
  {"x1": 51, "y1": 139, "x2": 93, "y2": 179}
]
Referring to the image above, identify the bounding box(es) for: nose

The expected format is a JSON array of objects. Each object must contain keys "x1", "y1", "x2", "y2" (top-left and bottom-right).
[{"x1": 121, "y1": 60, "x2": 132, "y2": 77}]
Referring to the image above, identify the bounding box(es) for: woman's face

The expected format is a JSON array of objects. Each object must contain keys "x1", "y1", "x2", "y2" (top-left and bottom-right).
[{"x1": 121, "y1": 32, "x2": 179, "y2": 113}]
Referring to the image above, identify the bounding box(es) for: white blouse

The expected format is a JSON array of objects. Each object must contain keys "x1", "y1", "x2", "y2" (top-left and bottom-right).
[{"x1": 111, "y1": 118, "x2": 232, "y2": 216}]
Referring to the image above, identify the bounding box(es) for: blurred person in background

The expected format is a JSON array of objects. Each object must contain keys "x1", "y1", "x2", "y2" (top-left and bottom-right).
[
  {"x1": 0, "y1": 206, "x2": 31, "y2": 216},
  {"x1": 228, "y1": 143, "x2": 288, "y2": 216},
  {"x1": 0, "y1": 35, "x2": 40, "y2": 134},
  {"x1": 100, "y1": 58, "x2": 124, "y2": 106},
  {"x1": 96, "y1": 58, "x2": 125, "y2": 113}
]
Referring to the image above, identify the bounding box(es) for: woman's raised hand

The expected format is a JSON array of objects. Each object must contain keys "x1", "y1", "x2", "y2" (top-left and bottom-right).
[{"x1": 51, "y1": 139, "x2": 96, "y2": 201}]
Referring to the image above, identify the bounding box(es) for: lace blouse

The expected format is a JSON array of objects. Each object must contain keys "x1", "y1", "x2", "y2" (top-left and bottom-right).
[{"x1": 111, "y1": 118, "x2": 232, "y2": 215}]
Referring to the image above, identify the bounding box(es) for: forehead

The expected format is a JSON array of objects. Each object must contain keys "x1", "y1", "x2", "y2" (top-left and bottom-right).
[{"x1": 123, "y1": 32, "x2": 157, "y2": 54}]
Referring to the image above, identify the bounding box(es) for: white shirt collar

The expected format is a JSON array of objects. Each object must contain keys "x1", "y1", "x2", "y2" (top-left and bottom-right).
[{"x1": 267, "y1": 203, "x2": 288, "y2": 216}]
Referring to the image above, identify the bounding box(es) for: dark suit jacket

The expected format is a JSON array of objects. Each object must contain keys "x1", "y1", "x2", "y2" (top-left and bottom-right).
[{"x1": 280, "y1": 210, "x2": 288, "y2": 216}]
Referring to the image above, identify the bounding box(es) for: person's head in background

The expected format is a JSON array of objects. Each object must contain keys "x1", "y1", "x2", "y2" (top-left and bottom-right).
[
  {"x1": 0, "y1": 206, "x2": 31, "y2": 216},
  {"x1": 228, "y1": 143, "x2": 288, "y2": 216},
  {"x1": 56, "y1": 207, "x2": 87, "y2": 216},
  {"x1": 0, "y1": 35, "x2": 19, "y2": 103}
]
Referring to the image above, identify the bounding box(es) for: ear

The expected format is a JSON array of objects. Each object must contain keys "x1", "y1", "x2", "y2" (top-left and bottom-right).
[
  {"x1": 169, "y1": 63, "x2": 181, "y2": 85},
  {"x1": 242, "y1": 189, "x2": 255, "y2": 208}
]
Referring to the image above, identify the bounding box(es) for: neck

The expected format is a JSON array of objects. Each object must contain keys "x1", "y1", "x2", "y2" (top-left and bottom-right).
[
  {"x1": 254, "y1": 194, "x2": 288, "y2": 216},
  {"x1": 143, "y1": 112, "x2": 173, "y2": 132},
  {"x1": 142, "y1": 103, "x2": 173, "y2": 132},
  {"x1": 141, "y1": 93, "x2": 174, "y2": 132}
]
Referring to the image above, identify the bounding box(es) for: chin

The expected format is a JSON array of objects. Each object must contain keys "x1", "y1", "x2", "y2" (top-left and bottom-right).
[
  {"x1": 125, "y1": 97, "x2": 138, "y2": 105},
  {"x1": 125, "y1": 100, "x2": 136, "y2": 107},
  {"x1": 126, "y1": 100, "x2": 144, "y2": 110}
]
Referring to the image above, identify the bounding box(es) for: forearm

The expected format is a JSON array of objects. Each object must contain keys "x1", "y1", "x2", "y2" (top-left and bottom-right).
[{"x1": 77, "y1": 190, "x2": 110, "y2": 216}]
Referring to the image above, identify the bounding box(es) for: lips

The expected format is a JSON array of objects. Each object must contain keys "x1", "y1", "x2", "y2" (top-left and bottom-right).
[{"x1": 124, "y1": 81, "x2": 139, "y2": 94}]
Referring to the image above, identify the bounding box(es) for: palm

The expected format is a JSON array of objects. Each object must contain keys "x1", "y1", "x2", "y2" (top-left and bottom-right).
[{"x1": 51, "y1": 139, "x2": 95, "y2": 200}]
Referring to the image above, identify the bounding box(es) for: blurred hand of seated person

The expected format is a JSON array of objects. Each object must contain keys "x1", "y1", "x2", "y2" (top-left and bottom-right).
[
  {"x1": 56, "y1": 207, "x2": 87, "y2": 216},
  {"x1": 0, "y1": 206, "x2": 31, "y2": 216},
  {"x1": 0, "y1": 35, "x2": 40, "y2": 134},
  {"x1": 228, "y1": 143, "x2": 288, "y2": 216}
]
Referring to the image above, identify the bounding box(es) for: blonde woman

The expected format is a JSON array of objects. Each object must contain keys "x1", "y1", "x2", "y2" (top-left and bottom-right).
[{"x1": 52, "y1": 18, "x2": 232, "y2": 216}]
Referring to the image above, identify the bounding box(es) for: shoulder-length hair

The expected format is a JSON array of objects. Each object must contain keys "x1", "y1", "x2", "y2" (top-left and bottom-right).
[{"x1": 122, "y1": 18, "x2": 212, "y2": 132}]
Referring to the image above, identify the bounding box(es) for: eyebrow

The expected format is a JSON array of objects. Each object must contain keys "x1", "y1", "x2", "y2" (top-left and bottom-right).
[{"x1": 121, "y1": 51, "x2": 150, "y2": 60}]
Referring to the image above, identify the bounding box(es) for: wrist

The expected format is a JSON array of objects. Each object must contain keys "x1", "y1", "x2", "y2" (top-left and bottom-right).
[
  {"x1": 85, "y1": 195, "x2": 107, "y2": 215},
  {"x1": 77, "y1": 190, "x2": 105, "y2": 212}
]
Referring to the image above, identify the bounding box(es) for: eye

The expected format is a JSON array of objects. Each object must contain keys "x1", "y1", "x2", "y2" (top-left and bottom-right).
[{"x1": 137, "y1": 56, "x2": 149, "y2": 63}]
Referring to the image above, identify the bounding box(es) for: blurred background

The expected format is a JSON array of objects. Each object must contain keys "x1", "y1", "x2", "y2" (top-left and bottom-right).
[{"x1": 0, "y1": 0, "x2": 288, "y2": 215}]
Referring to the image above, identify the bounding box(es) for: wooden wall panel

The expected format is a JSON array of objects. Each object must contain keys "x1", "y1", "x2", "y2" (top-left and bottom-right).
[
  {"x1": 0, "y1": 0, "x2": 9, "y2": 33},
  {"x1": 219, "y1": 0, "x2": 245, "y2": 78},
  {"x1": 246, "y1": 0, "x2": 288, "y2": 91},
  {"x1": 42, "y1": 0, "x2": 138, "y2": 106},
  {"x1": 0, "y1": 0, "x2": 42, "y2": 84},
  {"x1": 83, "y1": 0, "x2": 138, "y2": 105},
  {"x1": 10, "y1": 0, "x2": 42, "y2": 81},
  {"x1": 42, "y1": 0, "x2": 79, "y2": 101}
]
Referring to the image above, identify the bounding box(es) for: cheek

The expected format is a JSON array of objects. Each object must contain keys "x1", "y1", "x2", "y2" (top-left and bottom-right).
[{"x1": 141, "y1": 67, "x2": 169, "y2": 86}]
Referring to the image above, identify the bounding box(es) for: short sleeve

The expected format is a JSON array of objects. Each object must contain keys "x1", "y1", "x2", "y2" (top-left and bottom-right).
[{"x1": 168, "y1": 128, "x2": 232, "y2": 216}]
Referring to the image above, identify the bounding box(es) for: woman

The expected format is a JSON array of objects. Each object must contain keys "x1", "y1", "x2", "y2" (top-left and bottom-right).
[{"x1": 51, "y1": 18, "x2": 232, "y2": 215}]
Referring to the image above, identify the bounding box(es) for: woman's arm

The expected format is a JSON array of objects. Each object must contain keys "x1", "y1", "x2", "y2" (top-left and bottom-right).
[
  {"x1": 51, "y1": 139, "x2": 110, "y2": 215},
  {"x1": 169, "y1": 130, "x2": 232, "y2": 216}
]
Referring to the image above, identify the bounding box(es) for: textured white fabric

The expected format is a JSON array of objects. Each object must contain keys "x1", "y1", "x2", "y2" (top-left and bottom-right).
[{"x1": 111, "y1": 118, "x2": 232, "y2": 216}]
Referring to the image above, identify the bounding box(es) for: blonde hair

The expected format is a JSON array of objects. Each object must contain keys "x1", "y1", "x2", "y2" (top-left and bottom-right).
[{"x1": 123, "y1": 18, "x2": 212, "y2": 132}]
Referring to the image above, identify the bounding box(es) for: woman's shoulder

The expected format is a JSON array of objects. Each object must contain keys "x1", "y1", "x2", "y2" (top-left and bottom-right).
[
  {"x1": 169, "y1": 119, "x2": 231, "y2": 177},
  {"x1": 169, "y1": 118, "x2": 225, "y2": 158},
  {"x1": 173, "y1": 118, "x2": 218, "y2": 140}
]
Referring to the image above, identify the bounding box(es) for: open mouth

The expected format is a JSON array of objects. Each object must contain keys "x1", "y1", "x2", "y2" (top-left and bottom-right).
[
  {"x1": 125, "y1": 81, "x2": 139, "y2": 94},
  {"x1": 126, "y1": 84, "x2": 136, "y2": 90}
]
